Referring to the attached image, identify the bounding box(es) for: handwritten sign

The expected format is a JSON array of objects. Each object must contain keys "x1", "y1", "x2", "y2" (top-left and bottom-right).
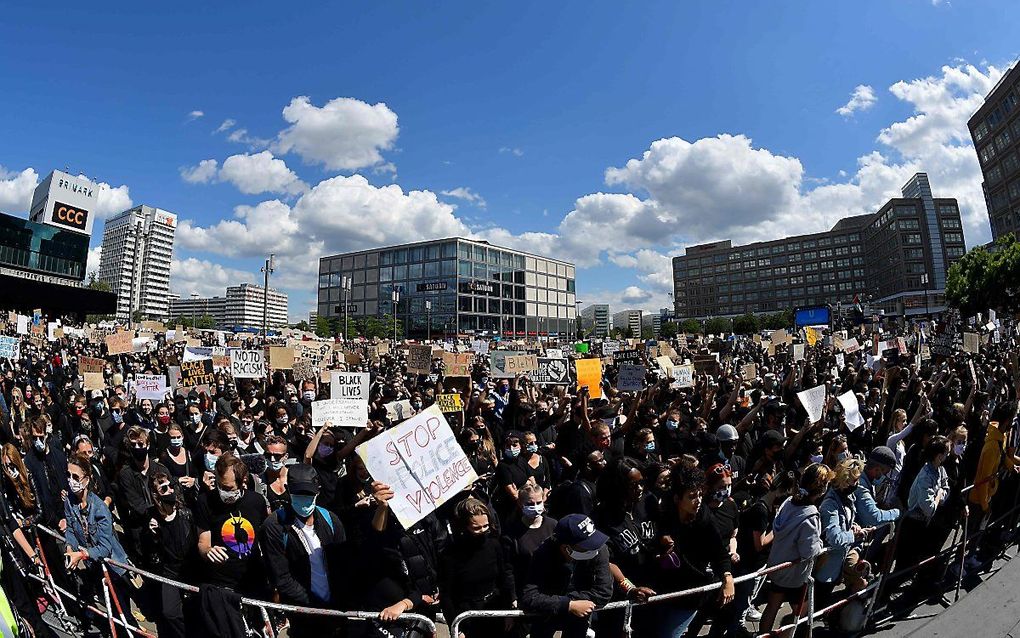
[
  {"x1": 575, "y1": 358, "x2": 603, "y2": 399},
  {"x1": 962, "y1": 332, "x2": 980, "y2": 354},
  {"x1": 312, "y1": 395, "x2": 368, "y2": 429},
  {"x1": 385, "y1": 399, "x2": 415, "y2": 423},
  {"x1": 441, "y1": 352, "x2": 472, "y2": 377},
  {"x1": 797, "y1": 384, "x2": 827, "y2": 424},
  {"x1": 105, "y1": 331, "x2": 134, "y2": 355},
  {"x1": 0, "y1": 336, "x2": 19, "y2": 360},
  {"x1": 841, "y1": 337, "x2": 860, "y2": 353},
  {"x1": 489, "y1": 350, "x2": 526, "y2": 378},
  {"x1": 407, "y1": 345, "x2": 433, "y2": 374},
  {"x1": 84, "y1": 372, "x2": 105, "y2": 391},
  {"x1": 356, "y1": 405, "x2": 478, "y2": 528},
  {"x1": 741, "y1": 363, "x2": 757, "y2": 380},
  {"x1": 504, "y1": 354, "x2": 538, "y2": 374},
  {"x1": 291, "y1": 340, "x2": 333, "y2": 366},
  {"x1": 135, "y1": 374, "x2": 167, "y2": 401},
  {"x1": 180, "y1": 359, "x2": 215, "y2": 387},
  {"x1": 230, "y1": 350, "x2": 267, "y2": 379},
  {"x1": 671, "y1": 364, "x2": 694, "y2": 388},
  {"x1": 436, "y1": 393, "x2": 463, "y2": 413},
  {"x1": 617, "y1": 364, "x2": 645, "y2": 392},
  {"x1": 837, "y1": 390, "x2": 864, "y2": 431}
]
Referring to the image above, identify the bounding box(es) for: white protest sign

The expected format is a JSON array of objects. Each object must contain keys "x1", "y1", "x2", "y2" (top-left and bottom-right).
[
  {"x1": 841, "y1": 337, "x2": 860, "y2": 353},
  {"x1": 0, "y1": 336, "x2": 19, "y2": 360},
  {"x1": 617, "y1": 364, "x2": 645, "y2": 392},
  {"x1": 671, "y1": 364, "x2": 694, "y2": 388},
  {"x1": 312, "y1": 398, "x2": 368, "y2": 429},
  {"x1": 385, "y1": 399, "x2": 415, "y2": 423},
  {"x1": 327, "y1": 372, "x2": 370, "y2": 427},
  {"x1": 792, "y1": 343, "x2": 805, "y2": 362},
  {"x1": 545, "y1": 348, "x2": 564, "y2": 359},
  {"x1": 230, "y1": 349, "x2": 267, "y2": 379},
  {"x1": 471, "y1": 340, "x2": 489, "y2": 355},
  {"x1": 796, "y1": 384, "x2": 827, "y2": 424},
  {"x1": 134, "y1": 374, "x2": 167, "y2": 401},
  {"x1": 356, "y1": 405, "x2": 478, "y2": 528},
  {"x1": 16, "y1": 316, "x2": 29, "y2": 335},
  {"x1": 837, "y1": 390, "x2": 864, "y2": 431},
  {"x1": 835, "y1": 353, "x2": 845, "y2": 370}
]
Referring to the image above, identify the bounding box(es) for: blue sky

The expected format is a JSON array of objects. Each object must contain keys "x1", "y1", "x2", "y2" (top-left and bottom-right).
[{"x1": 1, "y1": 1, "x2": 1017, "y2": 320}]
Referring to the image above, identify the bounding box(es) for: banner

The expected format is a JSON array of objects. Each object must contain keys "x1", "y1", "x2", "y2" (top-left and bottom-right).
[
  {"x1": 135, "y1": 374, "x2": 167, "y2": 401},
  {"x1": 356, "y1": 405, "x2": 478, "y2": 529},
  {"x1": 617, "y1": 364, "x2": 645, "y2": 392},
  {"x1": 575, "y1": 359, "x2": 603, "y2": 399},
  {"x1": 180, "y1": 358, "x2": 215, "y2": 387},
  {"x1": 105, "y1": 331, "x2": 133, "y2": 355},
  {"x1": 407, "y1": 345, "x2": 433, "y2": 374},
  {"x1": 0, "y1": 336, "x2": 19, "y2": 360},
  {"x1": 797, "y1": 384, "x2": 827, "y2": 423},
  {"x1": 230, "y1": 350, "x2": 267, "y2": 379},
  {"x1": 436, "y1": 393, "x2": 463, "y2": 413},
  {"x1": 529, "y1": 357, "x2": 571, "y2": 385}
]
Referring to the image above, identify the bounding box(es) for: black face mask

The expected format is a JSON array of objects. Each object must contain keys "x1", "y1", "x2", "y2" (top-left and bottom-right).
[
  {"x1": 158, "y1": 492, "x2": 176, "y2": 505},
  {"x1": 131, "y1": 447, "x2": 149, "y2": 461}
]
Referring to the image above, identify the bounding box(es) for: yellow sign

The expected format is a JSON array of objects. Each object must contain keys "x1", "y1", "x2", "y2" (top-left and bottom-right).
[
  {"x1": 575, "y1": 359, "x2": 603, "y2": 399},
  {"x1": 436, "y1": 393, "x2": 463, "y2": 413}
]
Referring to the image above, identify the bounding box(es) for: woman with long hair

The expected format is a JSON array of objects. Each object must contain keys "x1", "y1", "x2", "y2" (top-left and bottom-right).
[{"x1": 144, "y1": 469, "x2": 197, "y2": 638}]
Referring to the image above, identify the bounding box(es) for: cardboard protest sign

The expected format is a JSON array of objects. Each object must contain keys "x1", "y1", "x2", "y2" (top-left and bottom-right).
[
  {"x1": 344, "y1": 352, "x2": 363, "y2": 366},
  {"x1": 84, "y1": 372, "x2": 105, "y2": 391},
  {"x1": 503, "y1": 354, "x2": 538, "y2": 374},
  {"x1": 105, "y1": 331, "x2": 133, "y2": 355},
  {"x1": 692, "y1": 355, "x2": 720, "y2": 375},
  {"x1": 614, "y1": 349, "x2": 643, "y2": 364},
  {"x1": 797, "y1": 384, "x2": 827, "y2": 423},
  {"x1": 291, "y1": 340, "x2": 333, "y2": 367},
  {"x1": 134, "y1": 374, "x2": 167, "y2": 401},
  {"x1": 489, "y1": 350, "x2": 525, "y2": 378},
  {"x1": 575, "y1": 358, "x2": 603, "y2": 399},
  {"x1": 766, "y1": 341, "x2": 776, "y2": 357},
  {"x1": 312, "y1": 396, "x2": 369, "y2": 429},
  {"x1": 741, "y1": 363, "x2": 757, "y2": 380},
  {"x1": 292, "y1": 360, "x2": 317, "y2": 381},
  {"x1": 654, "y1": 356, "x2": 674, "y2": 374},
  {"x1": 385, "y1": 399, "x2": 415, "y2": 423},
  {"x1": 269, "y1": 346, "x2": 295, "y2": 370},
  {"x1": 771, "y1": 329, "x2": 789, "y2": 346},
  {"x1": 230, "y1": 350, "x2": 267, "y2": 379},
  {"x1": 180, "y1": 359, "x2": 215, "y2": 387},
  {"x1": 211, "y1": 347, "x2": 231, "y2": 370},
  {"x1": 436, "y1": 393, "x2": 463, "y2": 413},
  {"x1": 617, "y1": 364, "x2": 645, "y2": 392},
  {"x1": 792, "y1": 343, "x2": 805, "y2": 362},
  {"x1": 837, "y1": 390, "x2": 864, "y2": 431},
  {"x1": 79, "y1": 356, "x2": 105, "y2": 374},
  {"x1": 962, "y1": 332, "x2": 980, "y2": 354},
  {"x1": 529, "y1": 358, "x2": 571, "y2": 385},
  {"x1": 545, "y1": 348, "x2": 564, "y2": 360},
  {"x1": 671, "y1": 364, "x2": 694, "y2": 388},
  {"x1": 0, "y1": 336, "x2": 19, "y2": 360},
  {"x1": 441, "y1": 352, "x2": 472, "y2": 377},
  {"x1": 356, "y1": 405, "x2": 478, "y2": 528},
  {"x1": 140, "y1": 320, "x2": 166, "y2": 333},
  {"x1": 407, "y1": 345, "x2": 433, "y2": 374}
]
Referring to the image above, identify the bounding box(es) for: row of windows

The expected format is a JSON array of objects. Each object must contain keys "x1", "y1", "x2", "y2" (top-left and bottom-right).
[
  {"x1": 684, "y1": 234, "x2": 863, "y2": 267},
  {"x1": 974, "y1": 81, "x2": 1020, "y2": 142},
  {"x1": 324, "y1": 241, "x2": 575, "y2": 279}
]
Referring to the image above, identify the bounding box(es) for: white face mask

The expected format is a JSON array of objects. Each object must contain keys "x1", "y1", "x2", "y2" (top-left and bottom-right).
[
  {"x1": 218, "y1": 487, "x2": 241, "y2": 505},
  {"x1": 69, "y1": 477, "x2": 87, "y2": 494},
  {"x1": 568, "y1": 547, "x2": 600, "y2": 561},
  {"x1": 953, "y1": 442, "x2": 966, "y2": 456}
]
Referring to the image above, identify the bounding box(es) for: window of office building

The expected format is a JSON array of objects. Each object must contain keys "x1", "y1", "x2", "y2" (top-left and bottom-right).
[{"x1": 944, "y1": 232, "x2": 964, "y2": 244}]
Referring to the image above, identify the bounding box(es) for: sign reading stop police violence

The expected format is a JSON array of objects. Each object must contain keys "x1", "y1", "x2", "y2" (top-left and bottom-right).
[{"x1": 356, "y1": 405, "x2": 478, "y2": 528}]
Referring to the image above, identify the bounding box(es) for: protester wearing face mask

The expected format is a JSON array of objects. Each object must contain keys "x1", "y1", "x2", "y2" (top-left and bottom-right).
[
  {"x1": 853, "y1": 446, "x2": 901, "y2": 528},
  {"x1": 439, "y1": 496, "x2": 516, "y2": 638},
  {"x1": 262, "y1": 436, "x2": 291, "y2": 512},
  {"x1": 521, "y1": 513, "x2": 612, "y2": 638},
  {"x1": 72, "y1": 434, "x2": 113, "y2": 508},
  {"x1": 145, "y1": 469, "x2": 197, "y2": 638},
  {"x1": 233, "y1": 410, "x2": 262, "y2": 455},
  {"x1": 503, "y1": 482, "x2": 557, "y2": 601},
  {"x1": 63, "y1": 452, "x2": 136, "y2": 634},
  {"x1": 116, "y1": 426, "x2": 174, "y2": 562},
  {"x1": 548, "y1": 450, "x2": 605, "y2": 519},
  {"x1": 261, "y1": 464, "x2": 348, "y2": 636},
  {"x1": 183, "y1": 404, "x2": 207, "y2": 450},
  {"x1": 495, "y1": 433, "x2": 528, "y2": 520},
  {"x1": 817, "y1": 458, "x2": 874, "y2": 605},
  {"x1": 159, "y1": 423, "x2": 198, "y2": 498},
  {"x1": 895, "y1": 436, "x2": 953, "y2": 600},
  {"x1": 194, "y1": 453, "x2": 269, "y2": 594},
  {"x1": 198, "y1": 430, "x2": 230, "y2": 492},
  {"x1": 22, "y1": 418, "x2": 69, "y2": 532}
]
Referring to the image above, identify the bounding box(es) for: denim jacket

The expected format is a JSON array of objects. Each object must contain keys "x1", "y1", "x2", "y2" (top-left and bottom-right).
[
  {"x1": 854, "y1": 473, "x2": 900, "y2": 527},
  {"x1": 908, "y1": 463, "x2": 948, "y2": 522},
  {"x1": 64, "y1": 491, "x2": 130, "y2": 577},
  {"x1": 817, "y1": 488, "x2": 858, "y2": 584}
]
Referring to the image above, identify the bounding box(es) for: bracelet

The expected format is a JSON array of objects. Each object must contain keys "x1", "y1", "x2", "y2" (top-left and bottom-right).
[{"x1": 619, "y1": 578, "x2": 635, "y2": 593}]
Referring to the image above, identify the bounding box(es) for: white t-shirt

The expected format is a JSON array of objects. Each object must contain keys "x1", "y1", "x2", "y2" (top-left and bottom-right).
[{"x1": 297, "y1": 522, "x2": 330, "y2": 601}]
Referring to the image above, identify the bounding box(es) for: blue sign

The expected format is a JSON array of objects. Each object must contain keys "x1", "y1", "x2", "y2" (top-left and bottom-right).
[{"x1": 794, "y1": 306, "x2": 831, "y2": 328}]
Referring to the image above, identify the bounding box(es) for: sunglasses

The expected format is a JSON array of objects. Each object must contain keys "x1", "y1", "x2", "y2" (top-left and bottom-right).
[
  {"x1": 67, "y1": 472, "x2": 86, "y2": 482},
  {"x1": 156, "y1": 482, "x2": 173, "y2": 495},
  {"x1": 265, "y1": 453, "x2": 287, "y2": 462}
]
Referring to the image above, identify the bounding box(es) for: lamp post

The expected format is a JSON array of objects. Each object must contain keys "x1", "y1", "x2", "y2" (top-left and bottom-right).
[
  {"x1": 920, "y1": 272, "x2": 929, "y2": 318},
  {"x1": 261, "y1": 254, "x2": 275, "y2": 340},
  {"x1": 342, "y1": 275, "x2": 351, "y2": 340},
  {"x1": 425, "y1": 300, "x2": 432, "y2": 342},
  {"x1": 190, "y1": 292, "x2": 199, "y2": 328},
  {"x1": 574, "y1": 300, "x2": 583, "y2": 342},
  {"x1": 391, "y1": 288, "x2": 401, "y2": 343}
]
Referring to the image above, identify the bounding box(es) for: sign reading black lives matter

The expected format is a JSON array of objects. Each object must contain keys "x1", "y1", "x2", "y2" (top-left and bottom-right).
[
  {"x1": 614, "y1": 349, "x2": 643, "y2": 364},
  {"x1": 179, "y1": 359, "x2": 215, "y2": 387},
  {"x1": 528, "y1": 357, "x2": 571, "y2": 384}
]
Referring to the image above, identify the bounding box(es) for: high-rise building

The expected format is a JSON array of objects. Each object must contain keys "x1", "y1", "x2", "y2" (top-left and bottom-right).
[
  {"x1": 672, "y1": 174, "x2": 965, "y2": 319},
  {"x1": 968, "y1": 63, "x2": 1020, "y2": 240},
  {"x1": 317, "y1": 238, "x2": 576, "y2": 339},
  {"x1": 98, "y1": 205, "x2": 177, "y2": 321},
  {"x1": 224, "y1": 283, "x2": 288, "y2": 329},
  {"x1": 641, "y1": 312, "x2": 664, "y2": 337},
  {"x1": 612, "y1": 309, "x2": 643, "y2": 337},
  {"x1": 580, "y1": 304, "x2": 611, "y2": 337},
  {"x1": 168, "y1": 295, "x2": 227, "y2": 326}
]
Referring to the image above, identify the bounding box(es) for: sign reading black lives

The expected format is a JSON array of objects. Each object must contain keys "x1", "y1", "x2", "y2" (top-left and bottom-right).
[
  {"x1": 50, "y1": 201, "x2": 89, "y2": 231},
  {"x1": 528, "y1": 357, "x2": 571, "y2": 385},
  {"x1": 416, "y1": 281, "x2": 448, "y2": 292},
  {"x1": 179, "y1": 358, "x2": 215, "y2": 387},
  {"x1": 614, "y1": 349, "x2": 643, "y2": 364}
]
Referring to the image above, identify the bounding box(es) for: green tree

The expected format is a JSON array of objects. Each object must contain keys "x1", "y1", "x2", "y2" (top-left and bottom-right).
[
  {"x1": 315, "y1": 315, "x2": 333, "y2": 338},
  {"x1": 678, "y1": 318, "x2": 702, "y2": 334},
  {"x1": 945, "y1": 237, "x2": 1005, "y2": 317},
  {"x1": 732, "y1": 313, "x2": 761, "y2": 335},
  {"x1": 704, "y1": 317, "x2": 733, "y2": 334},
  {"x1": 640, "y1": 326, "x2": 655, "y2": 339},
  {"x1": 659, "y1": 321, "x2": 679, "y2": 339},
  {"x1": 293, "y1": 320, "x2": 310, "y2": 331},
  {"x1": 86, "y1": 273, "x2": 112, "y2": 292},
  {"x1": 195, "y1": 314, "x2": 217, "y2": 329},
  {"x1": 763, "y1": 310, "x2": 792, "y2": 330}
]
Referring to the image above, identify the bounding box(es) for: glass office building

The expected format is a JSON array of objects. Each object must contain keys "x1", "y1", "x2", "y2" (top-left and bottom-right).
[
  {"x1": 0, "y1": 212, "x2": 89, "y2": 282},
  {"x1": 318, "y1": 238, "x2": 576, "y2": 338}
]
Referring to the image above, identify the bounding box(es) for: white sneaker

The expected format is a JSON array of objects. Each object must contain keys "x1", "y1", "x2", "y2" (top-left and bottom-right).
[{"x1": 745, "y1": 608, "x2": 762, "y2": 621}]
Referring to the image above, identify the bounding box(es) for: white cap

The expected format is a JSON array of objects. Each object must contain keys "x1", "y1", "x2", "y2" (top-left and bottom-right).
[{"x1": 716, "y1": 424, "x2": 739, "y2": 442}]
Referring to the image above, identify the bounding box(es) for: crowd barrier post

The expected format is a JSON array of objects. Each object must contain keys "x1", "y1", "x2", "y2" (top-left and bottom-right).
[
  {"x1": 954, "y1": 509, "x2": 970, "y2": 602},
  {"x1": 622, "y1": 600, "x2": 634, "y2": 638},
  {"x1": 805, "y1": 562, "x2": 816, "y2": 638},
  {"x1": 100, "y1": 563, "x2": 118, "y2": 638},
  {"x1": 33, "y1": 535, "x2": 70, "y2": 623},
  {"x1": 259, "y1": 603, "x2": 276, "y2": 638}
]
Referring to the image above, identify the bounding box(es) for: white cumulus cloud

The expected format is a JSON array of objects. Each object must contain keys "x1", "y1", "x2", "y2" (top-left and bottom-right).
[
  {"x1": 0, "y1": 167, "x2": 39, "y2": 213},
  {"x1": 275, "y1": 96, "x2": 399, "y2": 171},
  {"x1": 219, "y1": 152, "x2": 306, "y2": 195},
  {"x1": 170, "y1": 257, "x2": 258, "y2": 298},
  {"x1": 440, "y1": 187, "x2": 487, "y2": 208},
  {"x1": 180, "y1": 159, "x2": 219, "y2": 184},
  {"x1": 836, "y1": 85, "x2": 877, "y2": 117},
  {"x1": 187, "y1": 110, "x2": 205, "y2": 121}
]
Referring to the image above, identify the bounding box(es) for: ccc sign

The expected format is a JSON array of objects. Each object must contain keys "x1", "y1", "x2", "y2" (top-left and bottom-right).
[{"x1": 51, "y1": 201, "x2": 89, "y2": 230}]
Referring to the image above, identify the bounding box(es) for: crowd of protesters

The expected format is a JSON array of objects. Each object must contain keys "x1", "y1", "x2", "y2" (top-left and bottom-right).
[{"x1": 0, "y1": 311, "x2": 1018, "y2": 638}]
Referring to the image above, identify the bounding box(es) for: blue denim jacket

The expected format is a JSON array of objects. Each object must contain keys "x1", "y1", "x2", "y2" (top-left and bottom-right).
[
  {"x1": 63, "y1": 491, "x2": 130, "y2": 577},
  {"x1": 908, "y1": 463, "x2": 948, "y2": 522},
  {"x1": 854, "y1": 473, "x2": 900, "y2": 526},
  {"x1": 817, "y1": 488, "x2": 858, "y2": 584}
]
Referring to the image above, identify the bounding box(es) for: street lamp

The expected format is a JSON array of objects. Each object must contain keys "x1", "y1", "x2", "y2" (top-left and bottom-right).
[
  {"x1": 391, "y1": 288, "x2": 401, "y2": 342},
  {"x1": 190, "y1": 292, "x2": 199, "y2": 328},
  {"x1": 425, "y1": 300, "x2": 432, "y2": 342},
  {"x1": 574, "y1": 300, "x2": 583, "y2": 342},
  {"x1": 921, "y1": 272, "x2": 929, "y2": 317},
  {"x1": 342, "y1": 275, "x2": 352, "y2": 340},
  {"x1": 261, "y1": 254, "x2": 275, "y2": 340}
]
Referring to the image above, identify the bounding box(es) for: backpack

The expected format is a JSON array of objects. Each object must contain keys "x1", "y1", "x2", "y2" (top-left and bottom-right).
[{"x1": 276, "y1": 506, "x2": 335, "y2": 551}]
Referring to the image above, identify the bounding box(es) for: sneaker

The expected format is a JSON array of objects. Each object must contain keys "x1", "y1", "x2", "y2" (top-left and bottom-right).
[{"x1": 745, "y1": 607, "x2": 762, "y2": 621}]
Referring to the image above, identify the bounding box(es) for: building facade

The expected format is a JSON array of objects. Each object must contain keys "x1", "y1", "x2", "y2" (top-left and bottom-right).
[
  {"x1": 612, "y1": 310, "x2": 643, "y2": 337},
  {"x1": 672, "y1": 174, "x2": 965, "y2": 320},
  {"x1": 317, "y1": 238, "x2": 576, "y2": 338},
  {"x1": 968, "y1": 63, "x2": 1020, "y2": 240},
  {"x1": 224, "y1": 283, "x2": 288, "y2": 329},
  {"x1": 168, "y1": 295, "x2": 227, "y2": 326},
  {"x1": 580, "y1": 303, "x2": 611, "y2": 337},
  {"x1": 98, "y1": 205, "x2": 177, "y2": 321}
]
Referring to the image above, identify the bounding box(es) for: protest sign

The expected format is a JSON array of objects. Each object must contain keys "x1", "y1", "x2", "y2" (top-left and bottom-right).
[
  {"x1": 692, "y1": 356, "x2": 720, "y2": 375},
  {"x1": 385, "y1": 399, "x2": 415, "y2": 423},
  {"x1": 614, "y1": 349, "x2": 643, "y2": 364},
  {"x1": 797, "y1": 384, "x2": 827, "y2": 423},
  {"x1": 135, "y1": 374, "x2": 167, "y2": 401},
  {"x1": 792, "y1": 343, "x2": 805, "y2": 362},
  {"x1": 292, "y1": 359, "x2": 317, "y2": 381},
  {"x1": 654, "y1": 356, "x2": 674, "y2": 374},
  {"x1": 84, "y1": 372, "x2": 105, "y2": 391},
  {"x1": 344, "y1": 352, "x2": 363, "y2": 366},
  {"x1": 503, "y1": 354, "x2": 539, "y2": 374},
  {"x1": 741, "y1": 363, "x2": 757, "y2": 380},
  {"x1": 837, "y1": 390, "x2": 864, "y2": 431},
  {"x1": 180, "y1": 359, "x2": 215, "y2": 387},
  {"x1": 471, "y1": 340, "x2": 489, "y2": 355},
  {"x1": 529, "y1": 358, "x2": 571, "y2": 385},
  {"x1": 929, "y1": 332, "x2": 955, "y2": 358},
  {"x1": 771, "y1": 329, "x2": 789, "y2": 346},
  {"x1": 671, "y1": 364, "x2": 694, "y2": 388},
  {"x1": 603, "y1": 341, "x2": 621, "y2": 356},
  {"x1": 618, "y1": 364, "x2": 645, "y2": 392},
  {"x1": 79, "y1": 356, "x2": 105, "y2": 374},
  {"x1": 489, "y1": 350, "x2": 526, "y2": 378},
  {"x1": 269, "y1": 346, "x2": 295, "y2": 370},
  {"x1": 312, "y1": 397, "x2": 368, "y2": 429},
  {"x1": 575, "y1": 343, "x2": 590, "y2": 354},
  {"x1": 105, "y1": 331, "x2": 133, "y2": 355},
  {"x1": 841, "y1": 337, "x2": 860, "y2": 353},
  {"x1": 356, "y1": 405, "x2": 478, "y2": 529},
  {"x1": 575, "y1": 358, "x2": 603, "y2": 399},
  {"x1": 211, "y1": 347, "x2": 230, "y2": 370},
  {"x1": 291, "y1": 340, "x2": 333, "y2": 367},
  {"x1": 16, "y1": 316, "x2": 28, "y2": 335},
  {"x1": 436, "y1": 393, "x2": 463, "y2": 413},
  {"x1": 407, "y1": 345, "x2": 433, "y2": 374},
  {"x1": 545, "y1": 348, "x2": 564, "y2": 359},
  {"x1": 330, "y1": 371, "x2": 370, "y2": 403},
  {"x1": 441, "y1": 352, "x2": 472, "y2": 377},
  {"x1": 0, "y1": 336, "x2": 19, "y2": 360},
  {"x1": 140, "y1": 320, "x2": 166, "y2": 333},
  {"x1": 230, "y1": 350, "x2": 267, "y2": 379},
  {"x1": 835, "y1": 353, "x2": 845, "y2": 370},
  {"x1": 963, "y1": 332, "x2": 980, "y2": 354}
]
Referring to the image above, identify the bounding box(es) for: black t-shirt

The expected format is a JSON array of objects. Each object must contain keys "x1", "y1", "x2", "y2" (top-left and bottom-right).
[
  {"x1": 597, "y1": 495, "x2": 659, "y2": 583},
  {"x1": 704, "y1": 498, "x2": 739, "y2": 545},
  {"x1": 193, "y1": 489, "x2": 268, "y2": 588},
  {"x1": 735, "y1": 499, "x2": 770, "y2": 572}
]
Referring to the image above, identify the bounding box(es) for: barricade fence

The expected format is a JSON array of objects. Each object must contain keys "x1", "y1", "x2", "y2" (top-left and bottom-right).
[{"x1": 19, "y1": 490, "x2": 1020, "y2": 638}]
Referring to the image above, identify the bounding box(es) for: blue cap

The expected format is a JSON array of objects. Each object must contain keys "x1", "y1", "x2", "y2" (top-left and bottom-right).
[{"x1": 554, "y1": 514, "x2": 608, "y2": 551}]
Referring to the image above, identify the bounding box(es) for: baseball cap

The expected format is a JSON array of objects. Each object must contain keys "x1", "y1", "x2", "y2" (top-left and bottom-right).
[
  {"x1": 761, "y1": 430, "x2": 787, "y2": 448},
  {"x1": 287, "y1": 464, "x2": 321, "y2": 496},
  {"x1": 868, "y1": 446, "x2": 896, "y2": 469},
  {"x1": 716, "y1": 424, "x2": 739, "y2": 442},
  {"x1": 554, "y1": 514, "x2": 608, "y2": 551}
]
